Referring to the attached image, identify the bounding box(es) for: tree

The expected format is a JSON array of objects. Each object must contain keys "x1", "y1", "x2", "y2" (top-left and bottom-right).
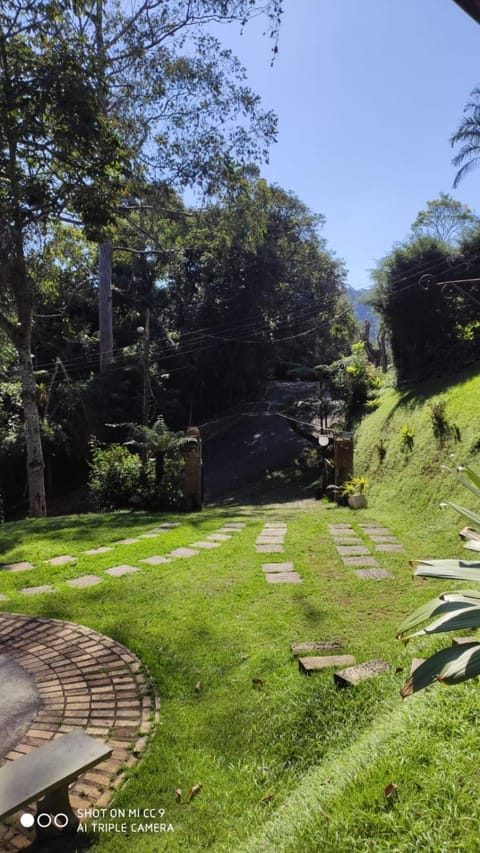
[
  {"x1": 411, "y1": 193, "x2": 478, "y2": 245},
  {"x1": 68, "y1": 0, "x2": 282, "y2": 372},
  {"x1": 0, "y1": 1, "x2": 125, "y2": 515},
  {"x1": 370, "y1": 239, "x2": 460, "y2": 382},
  {"x1": 451, "y1": 86, "x2": 480, "y2": 187}
]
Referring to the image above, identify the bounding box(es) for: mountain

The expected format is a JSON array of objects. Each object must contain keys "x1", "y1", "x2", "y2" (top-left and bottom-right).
[{"x1": 345, "y1": 285, "x2": 380, "y2": 339}]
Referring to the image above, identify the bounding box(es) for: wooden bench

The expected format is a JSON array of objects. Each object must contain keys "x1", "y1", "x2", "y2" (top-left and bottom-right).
[{"x1": 0, "y1": 731, "x2": 112, "y2": 839}]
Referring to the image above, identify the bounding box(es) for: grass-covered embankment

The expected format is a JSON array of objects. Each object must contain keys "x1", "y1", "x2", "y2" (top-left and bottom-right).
[{"x1": 3, "y1": 365, "x2": 480, "y2": 852}]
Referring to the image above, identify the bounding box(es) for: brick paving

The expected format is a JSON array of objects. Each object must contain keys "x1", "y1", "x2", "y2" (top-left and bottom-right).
[{"x1": 0, "y1": 613, "x2": 158, "y2": 852}]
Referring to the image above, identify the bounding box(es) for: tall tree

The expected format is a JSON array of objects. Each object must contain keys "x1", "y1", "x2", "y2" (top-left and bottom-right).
[
  {"x1": 70, "y1": 0, "x2": 282, "y2": 371},
  {"x1": 451, "y1": 86, "x2": 480, "y2": 186},
  {"x1": 0, "y1": 0, "x2": 125, "y2": 515},
  {"x1": 411, "y1": 193, "x2": 478, "y2": 245}
]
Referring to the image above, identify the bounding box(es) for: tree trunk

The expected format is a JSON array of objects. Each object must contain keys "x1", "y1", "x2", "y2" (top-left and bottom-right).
[
  {"x1": 19, "y1": 348, "x2": 47, "y2": 517},
  {"x1": 99, "y1": 240, "x2": 113, "y2": 371}
]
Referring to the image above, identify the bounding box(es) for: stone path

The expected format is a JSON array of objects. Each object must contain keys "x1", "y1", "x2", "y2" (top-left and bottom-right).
[
  {"x1": 0, "y1": 520, "x2": 248, "y2": 600},
  {"x1": 255, "y1": 524, "x2": 303, "y2": 584},
  {"x1": 0, "y1": 613, "x2": 158, "y2": 852},
  {"x1": 327, "y1": 521, "x2": 404, "y2": 580}
]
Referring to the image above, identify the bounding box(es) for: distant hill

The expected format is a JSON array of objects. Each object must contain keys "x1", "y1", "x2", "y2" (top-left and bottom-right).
[{"x1": 345, "y1": 285, "x2": 380, "y2": 339}]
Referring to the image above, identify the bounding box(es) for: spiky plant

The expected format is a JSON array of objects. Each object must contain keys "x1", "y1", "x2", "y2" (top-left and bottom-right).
[{"x1": 398, "y1": 465, "x2": 480, "y2": 697}]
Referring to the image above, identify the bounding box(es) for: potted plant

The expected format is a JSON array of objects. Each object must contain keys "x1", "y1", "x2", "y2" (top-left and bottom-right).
[{"x1": 341, "y1": 475, "x2": 369, "y2": 509}]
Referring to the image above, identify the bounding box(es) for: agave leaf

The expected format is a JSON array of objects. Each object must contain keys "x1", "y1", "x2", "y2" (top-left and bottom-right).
[
  {"x1": 464, "y1": 540, "x2": 480, "y2": 552},
  {"x1": 454, "y1": 466, "x2": 480, "y2": 501},
  {"x1": 440, "y1": 502, "x2": 480, "y2": 530},
  {"x1": 412, "y1": 559, "x2": 480, "y2": 582},
  {"x1": 461, "y1": 466, "x2": 480, "y2": 492},
  {"x1": 397, "y1": 594, "x2": 480, "y2": 639},
  {"x1": 401, "y1": 643, "x2": 480, "y2": 697},
  {"x1": 402, "y1": 603, "x2": 480, "y2": 641}
]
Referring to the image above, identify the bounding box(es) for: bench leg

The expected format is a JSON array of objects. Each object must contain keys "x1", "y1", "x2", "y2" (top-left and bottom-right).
[{"x1": 35, "y1": 783, "x2": 79, "y2": 840}]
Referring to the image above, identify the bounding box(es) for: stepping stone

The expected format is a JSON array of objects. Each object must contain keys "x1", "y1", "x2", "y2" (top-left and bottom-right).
[
  {"x1": 336, "y1": 546, "x2": 370, "y2": 556},
  {"x1": 256, "y1": 537, "x2": 285, "y2": 545},
  {"x1": 355, "y1": 568, "x2": 393, "y2": 579},
  {"x1": 221, "y1": 523, "x2": 246, "y2": 530},
  {"x1": 1, "y1": 561, "x2": 34, "y2": 572},
  {"x1": 332, "y1": 538, "x2": 363, "y2": 545},
  {"x1": 207, "y1": 533, "x2": 231, "y2": 542},
  {"x1": 452, "y1": 636, "x2": 480, "y2": 646},
  {"x1": 342, "y1": 556, "x2": 379, "y2": 567},
  {"x1": 20, "y1": 585, "x2": 54, "y2": 595},
  {"x1": 369, "y1": 536, "x2": 398, "y2": 543},
  {"x1": 191, "y1": 541, "x2": 221, "y2": 549},
  {"x1": 265, "y1": 571, "x2": 302, "y2": 583},
  {"x1": 262, "y1": 562, "x2": 295, "y2": 573},
  {"x1": 299, "y1": 655, "x2": 356, "y2": 674},
  {"x1": 334, "y1": 658, "x2": 391, "y2": 687},
  {"x1": 67, "y1": 575, "x2": 102, "y2": 588},
  {"x1": 361, "y1": 527, "x2": 391, "y2": 535},
  {"x1": 263, "y1": 523, "x2": 287, "y2": 529},
  {"x1": 291, "y1": 641, "x2": 344, "y2": 655},
  {"x1": 256, "y1": 545, "x2": 284, "y2": 553},
  {"x1": 218, "y1": 527, "x2": 241, "y2": 533},
  {"x1": 140, "y1": 556, "x2": 171, "y2": 565},
  {"x1": 328, "y1": 525, "x2": 353, "y2": 532},
  {"x1": 44, "y1": 555, "x2": 76, "y2": 566},
  {"x1": 84, "y1": 547, "x2": 113, "y2": 555},
  {"x1": 155, "y1": 523, "x2": 181, "y2": 530},
  {"x1": 0, "y1": 593, "x2": 6, "y2": 600},
  {"x1": 113, "y1": 538, "x2": 140, "y2": 545},
  {"x1": 105, "y1": 564, "x2": 139, "y2": 577},
  {"x1": 139, "y1": 533, "x2": 159, "y2": 539},
  {"x1": 169, "y1": 547, "x2": 199, "y2": 558},
  {"x1": 375, "y1": 544, "x2": 404, "y2": 552}
]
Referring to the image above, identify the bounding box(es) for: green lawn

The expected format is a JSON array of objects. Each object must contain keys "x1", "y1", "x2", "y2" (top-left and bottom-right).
[
  {"x1": 4, "y1": 366, "x2": 480, "y2": 851},
  {"x1": 1, "y1": 491, "x2": 478, "y2": 852}
]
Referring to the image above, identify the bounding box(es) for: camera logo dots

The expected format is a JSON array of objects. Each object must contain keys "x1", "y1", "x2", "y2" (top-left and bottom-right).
[{"x1": 20, "y1": 812, "x2": 69, "y2": 829}]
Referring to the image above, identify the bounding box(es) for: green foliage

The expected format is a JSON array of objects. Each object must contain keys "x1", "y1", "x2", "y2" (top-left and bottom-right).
[
  {"x1": 88, "y1": 445, "x2": 145, "y2": 511},
  {"x1": 400, "y1": 422, "x2": 414, "y2": 453},
  {"x1": 328, "y1": 341, "x2": 380, "y2": 428},
  {"x1": 341, "y1": 475, "x2": 369, "y2": 496},
  {"x1": 88, "y1": 438, "x2": 185, "y2": 513},
  {"x1": 398, "y1": 464, "x2": 480, "y2": 697},
  {"x1": 410, "y1": 192, "x2": 478, "y2": 244}
]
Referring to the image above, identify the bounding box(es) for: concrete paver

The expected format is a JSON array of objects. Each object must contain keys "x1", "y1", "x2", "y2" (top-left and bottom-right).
[
  {"x1": 44, "y1": 555, "x2": 76, "y2": 566},
  {"x1": 105, "y1": 565, "x2": 139, "y2": 577},
  {"x1": 265, "y1": 571, "x2": 302, "y2": 583},
  {"x1": 20, "y1": 585, "x2": 54, "y2": 596},
  {"x1": 139, "y1": 556, "x2": 170, "y2": 565},
  {"x1": 1, "y1": 562, "x2": 34, "y2": 572},
  {"x1": 67, "y1": 575, "x2": 103, "y2": 588}
]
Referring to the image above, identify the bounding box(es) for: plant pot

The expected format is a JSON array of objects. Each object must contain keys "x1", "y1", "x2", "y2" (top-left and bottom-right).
[{"x1": 348, "y1": 494, "x2": 367, "y2": 510}]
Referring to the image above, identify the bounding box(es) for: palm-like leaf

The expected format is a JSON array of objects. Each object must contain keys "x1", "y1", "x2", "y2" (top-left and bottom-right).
[
  {"x1": 451, "y1": 88, "x2": 480, "y2": 188},
  {"x1": 412, "y1": 559, "x2": 480, "y2": 582},
  {"x1": 401, "y1": 643, "x2": 480, "y2": 698},
  {"x1": 401, "y1": 604, "x2": 480, "y2": 641},
  {"x1": 439, "y1": 501, "x2": 480, "y2": 530},
  {"x1": 396, "y1": 589, "x2": 480, "y2": 639}
]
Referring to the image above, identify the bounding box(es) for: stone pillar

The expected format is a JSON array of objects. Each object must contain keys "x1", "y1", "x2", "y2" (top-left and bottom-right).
[
  {"x1": 182, "y1": 427, "x2": 203, "y2": 511},
  {"x1": 334, "y1": 435, "x2": 354, "y2": 499}
]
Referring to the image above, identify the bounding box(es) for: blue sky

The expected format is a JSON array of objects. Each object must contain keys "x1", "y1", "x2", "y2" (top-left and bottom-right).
[{"x1": 210, "y1": 0, "x2": 480, "y2": 291}]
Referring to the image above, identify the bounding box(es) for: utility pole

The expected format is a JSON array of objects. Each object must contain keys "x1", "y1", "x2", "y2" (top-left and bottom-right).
[{"x1": 142, "y1": 307, "x2": 151, "y2": 430}]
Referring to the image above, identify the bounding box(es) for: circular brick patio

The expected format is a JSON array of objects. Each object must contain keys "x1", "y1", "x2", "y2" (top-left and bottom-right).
[{"x1": 0, "y1": 613, "x2": 159, "y2": 851}]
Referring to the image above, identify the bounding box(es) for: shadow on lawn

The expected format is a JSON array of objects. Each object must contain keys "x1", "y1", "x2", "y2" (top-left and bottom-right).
[{"x1": 0, "y1": 509, "x2": 214, "y2": 556}]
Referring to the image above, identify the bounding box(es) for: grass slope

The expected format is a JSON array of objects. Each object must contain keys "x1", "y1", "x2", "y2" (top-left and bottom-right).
[{"x1": 2, "y1": 367, "x2": 480, "y2": 851}]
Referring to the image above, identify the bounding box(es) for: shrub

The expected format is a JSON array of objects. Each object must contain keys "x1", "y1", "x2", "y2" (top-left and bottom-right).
[
  {"x1": 88, "y1": 444, "x2": 144, "y2": 511},
  {"x1": 400, "y1": 422, "x2": 415, "y2": 453}
]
